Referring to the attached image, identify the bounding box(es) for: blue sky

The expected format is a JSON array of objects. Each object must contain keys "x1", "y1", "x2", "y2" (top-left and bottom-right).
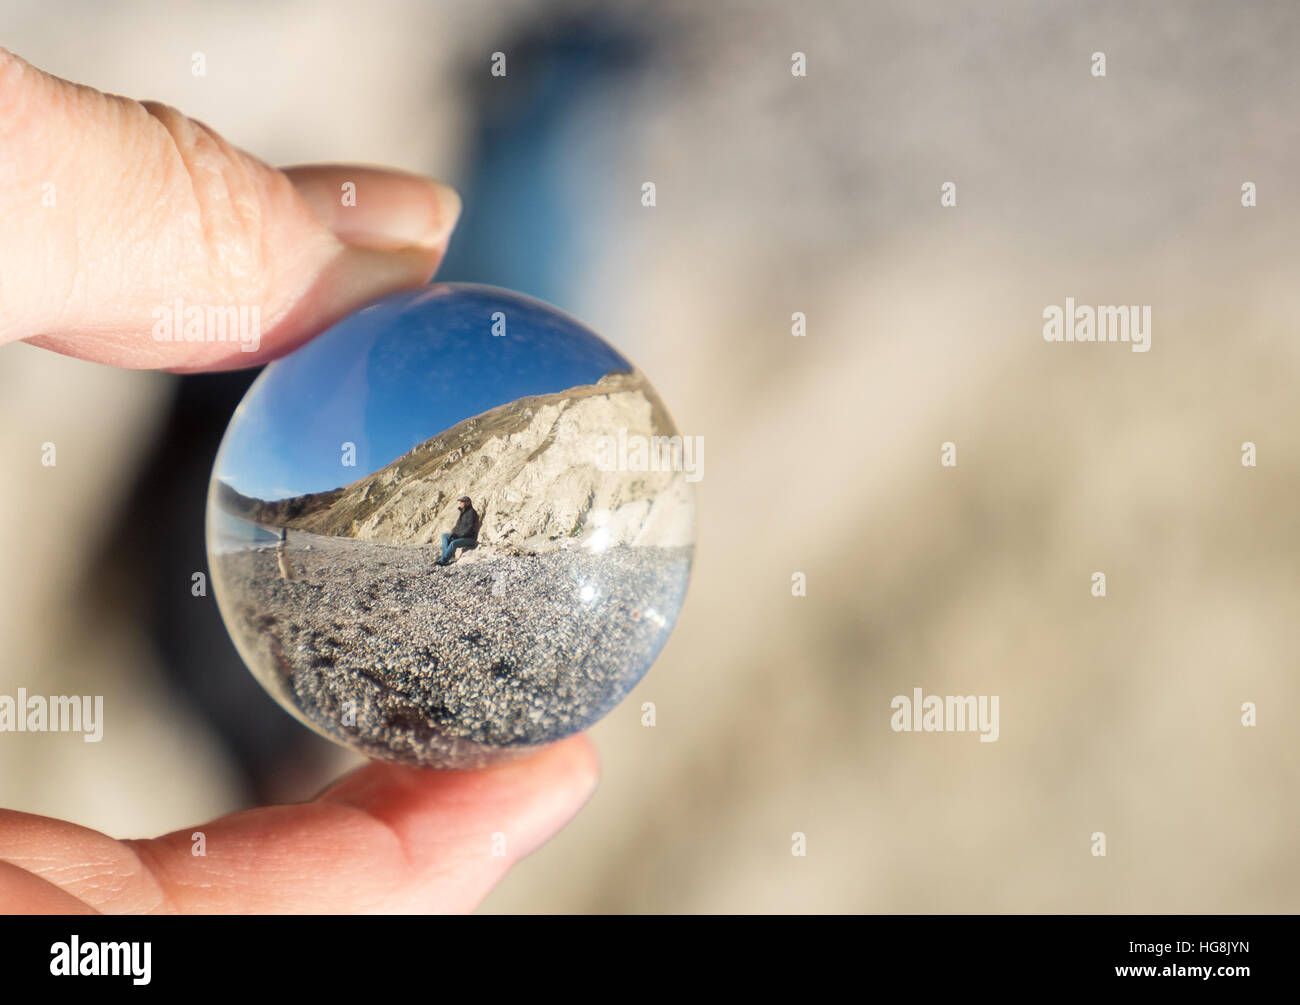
[{"x1": 214, "y1": 284, "x2": 631, "y2": 500}]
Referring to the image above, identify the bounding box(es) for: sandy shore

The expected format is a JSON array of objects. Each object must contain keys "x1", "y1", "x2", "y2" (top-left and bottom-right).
[{"x1": 211, "y1": 530, "x2": 691, "y2": 768}]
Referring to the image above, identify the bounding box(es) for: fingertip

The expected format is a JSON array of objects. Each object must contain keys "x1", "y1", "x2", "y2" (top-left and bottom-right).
[
  {"x1": 548, "y1": 733, "x2": 602, "y2": 801},
  {"x1": 320, "y1": 734, "x2": 600, "y2": 815},
  {"x1": 486, "y1": 735, "x2": 601, "y2": 864},
  {"x1": 307, "y1": 737, "x2": 598, "y2": 910},
  {"x1": 319, "y1": 736, "x2": 599, "y2": 861},
  {"x1": 284, "y1": 164, "x2": 462, "y2": 253}
]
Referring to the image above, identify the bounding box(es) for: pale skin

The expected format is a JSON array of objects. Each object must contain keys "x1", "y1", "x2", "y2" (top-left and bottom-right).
[{"x1": 0, "y1": 48, "x2": 600, "y2": 913}]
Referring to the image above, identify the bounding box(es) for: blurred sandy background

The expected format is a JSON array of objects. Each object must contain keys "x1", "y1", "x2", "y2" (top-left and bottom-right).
[{"x1": 1, "y1": 0, "x2": 1297, "y2": 912}]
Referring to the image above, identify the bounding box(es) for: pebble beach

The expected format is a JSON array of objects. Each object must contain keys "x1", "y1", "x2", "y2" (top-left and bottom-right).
[{"x1": 211, "y1": 529, "x2": 692, "y2": 768}]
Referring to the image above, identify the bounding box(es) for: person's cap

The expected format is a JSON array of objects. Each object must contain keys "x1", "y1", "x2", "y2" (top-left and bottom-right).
[{"x1": 458, "y1": 496, "x2": 471, "y2": 504}]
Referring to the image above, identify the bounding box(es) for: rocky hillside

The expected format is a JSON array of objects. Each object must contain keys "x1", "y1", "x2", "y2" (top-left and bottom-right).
[{"x1": 215, "y1": 370, "x2": 694, "y2": 553}]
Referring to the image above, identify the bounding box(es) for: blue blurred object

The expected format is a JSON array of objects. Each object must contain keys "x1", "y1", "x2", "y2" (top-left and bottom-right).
[{"x1": 437, "y1": 14, "x2": 653, "y2": 309}]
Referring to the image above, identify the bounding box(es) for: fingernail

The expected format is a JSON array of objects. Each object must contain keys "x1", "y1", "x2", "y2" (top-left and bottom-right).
[
  {"x1": 291, "y1": 168, "x2": 462, "y2": 252},
  {"x1": 340, "y1": 178, "x2": 461, "y2": 251}
]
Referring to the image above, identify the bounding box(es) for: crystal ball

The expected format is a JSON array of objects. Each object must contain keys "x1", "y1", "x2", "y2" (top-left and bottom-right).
[{"x1": 206, "y1": 283, "x2": 695, "y2": 768}]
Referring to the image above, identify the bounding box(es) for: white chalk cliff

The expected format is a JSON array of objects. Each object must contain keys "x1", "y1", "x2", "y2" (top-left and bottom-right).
[{"x1": 219, "y1": 371, "x2": 694, "y2": 553}]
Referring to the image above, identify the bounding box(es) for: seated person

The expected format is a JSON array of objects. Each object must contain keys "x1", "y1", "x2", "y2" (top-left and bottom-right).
[{"x1": 437, "y1": 496, "x2": 480, "y2": 565}]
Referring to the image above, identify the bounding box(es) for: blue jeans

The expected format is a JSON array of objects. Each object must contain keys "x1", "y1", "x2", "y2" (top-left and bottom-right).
[{"x1": 440, "y1": 533, "x2": 476, "y2": 563}]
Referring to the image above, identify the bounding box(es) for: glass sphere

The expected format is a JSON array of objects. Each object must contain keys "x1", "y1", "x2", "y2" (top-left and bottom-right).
[{"x1": 206, "y1": 284, "x2": 695, "y2": 768}]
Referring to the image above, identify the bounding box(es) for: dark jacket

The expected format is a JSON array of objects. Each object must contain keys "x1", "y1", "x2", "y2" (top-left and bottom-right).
[{"x1": 450, "y1": 505, "x2": 479, "y2": 541}]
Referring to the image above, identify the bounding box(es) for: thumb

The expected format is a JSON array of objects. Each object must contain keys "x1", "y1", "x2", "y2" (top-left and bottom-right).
[{"x1": 0, "y1": 48, "x2": 460, "y2": 372}]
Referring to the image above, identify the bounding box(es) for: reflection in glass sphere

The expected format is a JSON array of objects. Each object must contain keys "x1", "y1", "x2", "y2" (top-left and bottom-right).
[{"x1": 206, "y1": 284, "x2": 695, "y2": 768}]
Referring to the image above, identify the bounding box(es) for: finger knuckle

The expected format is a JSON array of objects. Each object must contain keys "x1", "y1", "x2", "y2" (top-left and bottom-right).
[{"x1": 139, "y1": 100, "x2": 278, "y2": 305}]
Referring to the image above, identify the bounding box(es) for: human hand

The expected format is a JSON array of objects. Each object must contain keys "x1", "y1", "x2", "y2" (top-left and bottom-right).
[
  {"x1": 0, "y1": 46, "x2": 459, "y2": 371},
  {"x1": 0, "y1": 740, "x2": 598, "y2": 913},
  {"x1": 0, "y1": 48, "x2": 600, "y2": 913}
]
